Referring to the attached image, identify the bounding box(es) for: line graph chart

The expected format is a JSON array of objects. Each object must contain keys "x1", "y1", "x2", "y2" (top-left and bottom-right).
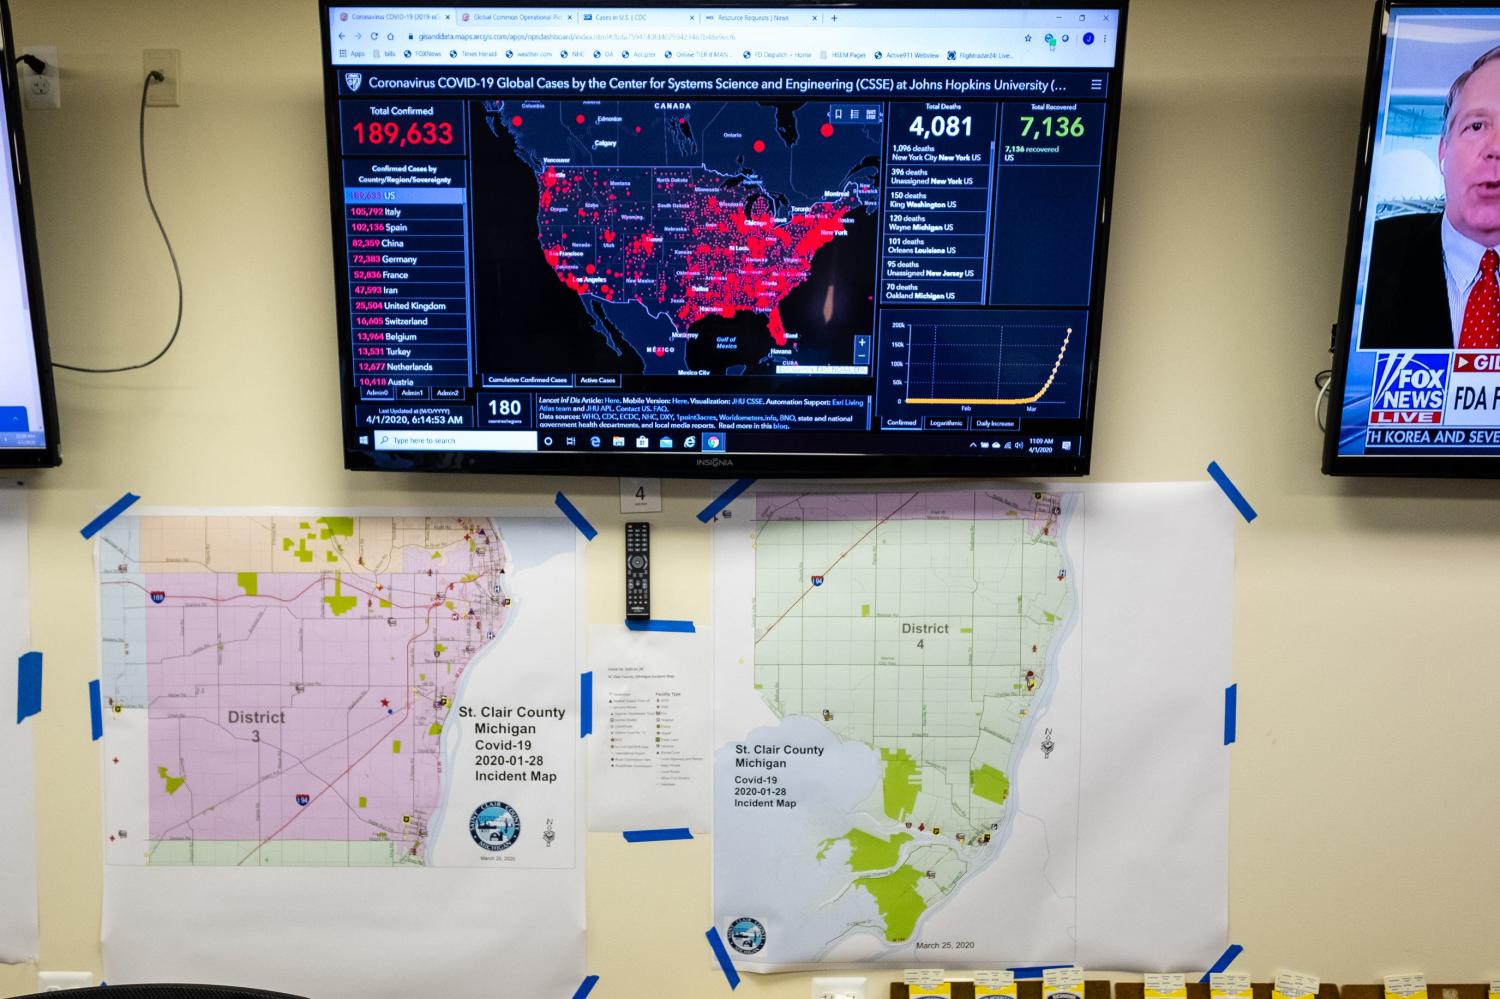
[{"x1": 877, "y1": 309, "x2": 1087, "y2": 416}]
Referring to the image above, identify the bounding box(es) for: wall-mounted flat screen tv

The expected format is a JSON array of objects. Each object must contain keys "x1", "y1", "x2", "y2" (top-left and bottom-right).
[
  {"x1": 0, "y1": 0, "x2": 60, "y2": 468},
  {"x1": 322, "y1": 1, "x2": 1127, "y2": 477},
  {"x1": 1326, "y1": 0, "x2": 1500, "y2": 476}
]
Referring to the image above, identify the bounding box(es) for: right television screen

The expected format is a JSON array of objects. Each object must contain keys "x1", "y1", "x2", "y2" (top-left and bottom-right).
[{"x1": 1327, "y1": 1, "x2": 1500, "y2": 475}]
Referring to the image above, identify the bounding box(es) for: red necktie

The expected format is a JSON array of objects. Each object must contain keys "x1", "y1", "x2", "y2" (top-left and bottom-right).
[{"x1": 1460, "y1": 249, "x2": 1500, "y2": 349}]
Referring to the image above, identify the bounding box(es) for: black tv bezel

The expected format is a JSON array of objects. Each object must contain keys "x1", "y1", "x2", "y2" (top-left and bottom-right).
[
  {"x1": 1323, "y1": 0, "x2": 1500, "y2": 478},
  {"x1": 0, "y1": 0, "x2": 61, "y2": 469},
  {"x1": 320, "y1": 0, "x2": 1129, "y2": 478}
]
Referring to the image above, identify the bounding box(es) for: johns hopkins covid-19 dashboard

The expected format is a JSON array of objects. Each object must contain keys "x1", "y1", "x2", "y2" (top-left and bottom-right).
[{"x1": 327, "y1": 6, "x2": 1122, "y2": 467}]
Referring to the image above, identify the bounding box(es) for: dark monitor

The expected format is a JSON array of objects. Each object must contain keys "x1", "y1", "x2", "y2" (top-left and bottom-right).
[
  {"x1": 0, "y1": 0, "x2": 60, "y2": 468},
  {"x1": 322, "y1": 1, "x2": 1127, "y2": 477}
]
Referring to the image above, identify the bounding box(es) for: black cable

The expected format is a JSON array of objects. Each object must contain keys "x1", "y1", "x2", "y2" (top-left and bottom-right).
[
  {"x1": 55, "y1": 71, "x2": 184, "y2": 374},
  {"x1": 13, "y1": 53, "x2": 46, "y2": 75}
]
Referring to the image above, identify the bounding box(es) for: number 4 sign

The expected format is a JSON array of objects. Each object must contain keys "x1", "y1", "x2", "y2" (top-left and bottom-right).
[{"x1": 619, "y1": 477, "x2": 662, "y2": 514}]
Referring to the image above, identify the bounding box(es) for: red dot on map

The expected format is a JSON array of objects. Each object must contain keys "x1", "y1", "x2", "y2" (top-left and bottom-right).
[
  {"x1": 821, "y1": 122, "x2": 834, "y2": 138},
  {"x1": 511, "y1": 115, "x2": 523, "y2": 127},
  {"x1": 753, "y1": 139, "x2": 766, "y2": 152},
  {"x1": 635, "y1": 125, "x2": 642, "y2": 133},
  {"x1": 586, "y1": 263, "x2": 596, "y2": 274},
  {"x1": 576, "y1": 114, "x2": 586, "y2": 124}
]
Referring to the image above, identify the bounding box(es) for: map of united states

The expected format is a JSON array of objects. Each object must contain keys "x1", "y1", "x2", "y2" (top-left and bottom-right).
[
  {"x1": 97, "y1": 516, "x2": 513, "y2": 866},
  {"x1": 487, "y1": 99, "x2": 881, "y2": 373}
]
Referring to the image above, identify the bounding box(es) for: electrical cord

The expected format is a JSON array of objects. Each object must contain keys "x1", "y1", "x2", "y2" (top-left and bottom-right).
[
  {"x1": 13, "y1": 53, "x2": 46, "y2": 75},
  {"x1": 54, "y1": 71, "x2": 184, "y2": 374},
  {"x1": 1314, "y1": 369, "x2": 1332, "y2": 432}
]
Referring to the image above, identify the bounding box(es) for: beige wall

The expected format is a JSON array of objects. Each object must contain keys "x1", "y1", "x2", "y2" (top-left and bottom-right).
[{"x1": 3, "y1": 1, "x2": 1498, "y2": 996}]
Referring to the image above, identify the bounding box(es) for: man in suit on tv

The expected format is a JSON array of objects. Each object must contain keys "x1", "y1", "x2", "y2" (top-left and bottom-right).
[{"x1": 1363, "y1": 45, "x2": 1500, "y2": 350}]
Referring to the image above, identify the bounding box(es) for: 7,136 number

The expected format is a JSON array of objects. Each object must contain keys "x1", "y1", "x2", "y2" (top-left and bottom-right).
[{"x1": 1019, "y1": 115, "x2": 1086, "y2": 139}]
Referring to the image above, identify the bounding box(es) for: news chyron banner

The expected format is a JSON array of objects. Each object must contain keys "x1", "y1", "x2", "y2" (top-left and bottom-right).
[
  {"x1": 1359, "y1": 351, "x2": 1500, "y2": 451},
  {"x1": 1338, "y1": 7, "x2": 1500, "y2": 459}
]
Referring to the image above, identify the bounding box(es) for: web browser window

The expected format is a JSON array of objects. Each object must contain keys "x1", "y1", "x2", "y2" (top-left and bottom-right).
[{"x1": 324, "y1": 3, "x2": 1126, "y2": 476}]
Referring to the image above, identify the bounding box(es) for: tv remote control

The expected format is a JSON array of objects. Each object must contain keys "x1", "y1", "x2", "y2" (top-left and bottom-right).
[{"x1": 625, "y1": 522, "x2": 650, "y2": 620}]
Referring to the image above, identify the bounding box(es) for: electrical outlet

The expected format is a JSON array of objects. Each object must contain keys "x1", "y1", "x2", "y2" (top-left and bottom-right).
[
  {"x1": 36, "y1": 971, "x2": 93, "y2": 991},
  {"x1": 143, "y1": 48, "x2": 180, "y2": 106},
  {"x1": 20, "y1": 46, "x2": 60, "y2": 110}
]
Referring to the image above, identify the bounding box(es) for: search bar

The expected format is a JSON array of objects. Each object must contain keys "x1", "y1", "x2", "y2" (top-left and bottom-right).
[{"x1": 373, "y1": 430, "x2": 538, "y2": 451}]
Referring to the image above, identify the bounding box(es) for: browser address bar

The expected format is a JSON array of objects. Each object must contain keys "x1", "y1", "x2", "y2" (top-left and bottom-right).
[{"x1": 415, "y1": 30, "x2": 735, "y2": 42}]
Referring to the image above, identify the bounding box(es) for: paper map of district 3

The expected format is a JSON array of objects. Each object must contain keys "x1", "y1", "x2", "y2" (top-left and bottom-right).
[
  {"x1": 97, "y1": 514, "x2": 580, "y2": 870},
  {"x1": 712, "y1": 485, "x2": 1234, "y2": 972}
]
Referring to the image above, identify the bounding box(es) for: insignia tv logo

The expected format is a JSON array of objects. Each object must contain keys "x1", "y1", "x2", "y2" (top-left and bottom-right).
[
  {"x1": 1369, "y1": 352, "x2": 1449, "y2": 425},
  {"x1": 469, "y1": 801, "x2": 521, "y2": 852}
]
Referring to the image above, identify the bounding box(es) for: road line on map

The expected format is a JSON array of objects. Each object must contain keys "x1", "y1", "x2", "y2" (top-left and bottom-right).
[{"x1": 756, "y1": 492, "x2": 921, "y2": 644}]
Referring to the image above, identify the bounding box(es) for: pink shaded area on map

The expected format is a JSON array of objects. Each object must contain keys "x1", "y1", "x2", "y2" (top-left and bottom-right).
[{"x1": 142, "y1": 555, "x2": 505, "y2": 862}]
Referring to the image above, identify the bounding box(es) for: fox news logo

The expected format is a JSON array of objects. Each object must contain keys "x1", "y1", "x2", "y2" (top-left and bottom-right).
[{"x1": 1369, "y1": 352, "x2": 1448, "y2": 425}]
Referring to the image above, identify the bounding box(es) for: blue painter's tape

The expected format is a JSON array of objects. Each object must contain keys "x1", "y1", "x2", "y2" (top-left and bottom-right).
[
  {"x1": 705, "y1": 927, "x2": 740, "y2": 990},
  {"x1": 571, "y1": 975, "x2": 600, "y2": 999},
  {"x1": 1224, "y1": 684, "x2": 1238, "y2": 746},
  {"x1": 80, "y1": 492, "x2": 140, "y2": 540},
  {"x1": 554, "y1": 491, "x2": 598, "y2": 541},
  {"x1": 1199, "y1": 942, "x2": 1244, "y2": 982},
  {"x1": 1009, "y1": 966, "x2": 1072, "y2": 979},
  {"x1": 580, "y1": 672, "x2": 593, "y2": 738},
  {"x1": 625, "y1": 618, "x2": 696, "y2": 633},
  {"x1": 1206, "y1": 462, "x2": 1257, "y2": 523},
  {"x1": 623, "y1": 827, "x2": 693, "y2": 843},
  {"x1": 17, "y1": 652, "x2": 41, "y2": 724},
  {"x1": 697, "y1": 478, "x2": 756, "y2": 523},
  {"x1": 88, "y1": 679, "x2": 103, "y2": 741}
]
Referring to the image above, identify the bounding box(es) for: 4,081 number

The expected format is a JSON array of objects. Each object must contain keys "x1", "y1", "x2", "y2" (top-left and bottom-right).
[{"x1": 909, "y1": 114, "x2": 973, "y2": 140}]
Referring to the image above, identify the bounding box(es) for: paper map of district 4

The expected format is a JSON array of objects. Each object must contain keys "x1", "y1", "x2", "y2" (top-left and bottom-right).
[
  {"x1": 97, "y1": 514, "x2": 579, "y2": 870},
  {"x1": 712, "y1": 485, "x2": 1233, "y2": 972}
]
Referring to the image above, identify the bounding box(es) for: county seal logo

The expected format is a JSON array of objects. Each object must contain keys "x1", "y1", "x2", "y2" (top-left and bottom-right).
[
  {"x1": 726, "y1": 916, "x2": 766, "y2": 955},
  {"x1": 469, "y1": 801, "x2": 520, "y2": 852}
]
